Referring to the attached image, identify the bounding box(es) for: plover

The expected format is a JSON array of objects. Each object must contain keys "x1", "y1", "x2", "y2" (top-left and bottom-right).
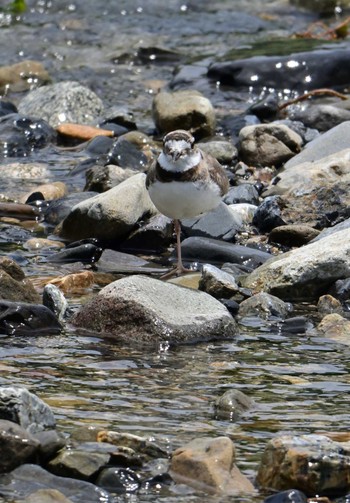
[{"x1": 146, "y1": 129, "x2": 229, "y2": 277}]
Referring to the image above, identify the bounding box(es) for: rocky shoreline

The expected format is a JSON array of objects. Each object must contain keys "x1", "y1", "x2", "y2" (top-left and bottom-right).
[{"x1": 1, "y1": 1, "x2": 350, "y2": 501}]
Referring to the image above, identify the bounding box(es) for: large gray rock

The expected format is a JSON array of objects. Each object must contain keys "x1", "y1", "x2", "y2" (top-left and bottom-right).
[
  {"x1": 256, "y1": 434, "x2": 350, "y2": 496},
  {"x1": 239, "y1": 123, "x2": 302, "y2": 168},
  {"x1": 152, "y1": 90, "x2": 216, "y2": 138},
  {"x1": 59, "y1": 173, "x2": 157, "y2": 242},
  {"x1": 283, "y1": 121, "x2": 350, "y2": 169},
  {"x1": 169, "y1": 436, "x2": 255, "y2": 495},
  {"x1": 0, "y1": 420, "x2": 40, "y2": 472},
  {"x1": 0, "y1": 386, "x2": 56, "y2": 433},
  {"x1": 72, "y1": 275, "x2": 237, "y2": 345},
  {"x1": 18, "y1": 81, "x2": 104, "y2": 128},
  {"x1": 242, "y1": 228, "x2": 350, "y2": 301}
]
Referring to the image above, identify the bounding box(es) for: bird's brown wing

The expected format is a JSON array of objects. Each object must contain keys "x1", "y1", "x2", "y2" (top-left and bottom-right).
[
  {"x1": 145, "y1": 160, "x2": 157, "y2": 189},
  {"x1": 204, "y1": 152, "x2": 230, "y2": 196}
]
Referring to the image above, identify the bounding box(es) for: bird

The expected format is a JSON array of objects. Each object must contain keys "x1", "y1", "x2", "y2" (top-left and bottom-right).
[{"x1": 146, "y1": 129, "x2": 229, "y2": 278}]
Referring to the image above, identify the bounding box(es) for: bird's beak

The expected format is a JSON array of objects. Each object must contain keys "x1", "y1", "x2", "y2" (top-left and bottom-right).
[{"x1": 170, "y1": 150, "x2": 181, "y2": 161}]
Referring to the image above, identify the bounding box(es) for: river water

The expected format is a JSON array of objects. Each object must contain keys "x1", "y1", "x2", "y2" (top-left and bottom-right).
[{"x1": 1, "y1": 1, "x2": 350, "y2": 502}]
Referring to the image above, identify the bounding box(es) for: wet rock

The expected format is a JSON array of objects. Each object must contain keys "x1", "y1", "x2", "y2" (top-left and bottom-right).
[
  {"x1": 72, "y1": 275, "x2": 237, "y2": 346},
  {"x1": 181, "y1": 236, "x2": 272, "y2": 268},
  {"x1": 22, "y1": 182, "x2": 67, "y2": 204},
  {"x1": 97, "y1": 430, "x2": 167, "y2": 459},
  {"x1": 0, "y1": 256, "x2": 40, "y2": 303},
  {"x1": 239, "y1": 123, "x2": 302, "y2": 168},
  {"x1": 33, "y1": 429, "x2": 66, "y2": 463},
  {"x1": 105, "y1": 136, "x2": 149, "y2": 170},
  {"x1": 208, "y1": 48, "x2": 350, "y2": 93},
  {"x1": 169, "y1": 436, "x2": 255, "y2": 495},
  {"x1": 197, "y1": 139, "x2": 237, "y2": 164},
  {"x1": 223, "y1": 183, "x2": 260, "y2": 205},
  {"x1": 24, "y1": 488, "x2": 74, "y2": 503},
  {"x1": 269, "y1": 224, "x2": 320, "y2": 247},
  {"x1": 238, "y1": 292, "x2": 292, "y2": 320},
  {"x1": 248, "y1": 94, "x2": 280, "y2": 122},
  {"x1": 24, "y1": 238, "x2": 65, "y2": 251},
  {"x1": 263, "y1": 489, "x2": 307, "y2": 503},
  {"x1": 0, "y1": 386, "x2": 56, "y2": 433},
  {"x1": 329, "y1": 277, "x2": 350, "y2": 301},
  {"x1": 0, "y1": 60, "x2": 50, "y2": 94},
  {"x1": 283, "y1": 121, "x2": 350, "y2": 170},
  {"x1": 95, "y1": 248, "x2": 159, "y2": 274},
  {"x1": 0, "y1": 114, "x2": 56, "y2": 157},
  {"x1": 0, "y1": 161, "x2": 50, "y2": 182},
  {"x1": 48, "y1": 243, "x2": 103, "y2": 264},
  {"x1": 242, "y1": 228, "x2": 350, "y2": 301},
  {"x1": 252, "y1": 197, "x2": 286, "y2": 233},
  {"x1": 0, "y1": 300, "x2": 62, "y2": 336},
  {"x1": 0, "y1": 99, "x2": 17, "y2": 116},
  {"x1": 59, "y1": 173, "x2": 157, "y2": 242},
  {"x1": 85, "y1": 164, "x2": 138, "y2": 192},
  {"x1": 274, "y1": 119, "x2": 319, "y2": 144},
  {"x1": 214, "y1": 389, "x2": 255, "y2": 420},
  {"x1": 0, "y1": 202, "x2": 40, "y2": 220},
  {"x1": 317, "y1": 294, "x2": 343, "y2": 316},
  {"x1": 44, "y1": 192, "x2": 98, "y2": 226},
  {"x1": 280, "y1": 316, "x2": 313, "y2": 335},
  {"x1": 0, "y1": 420, "x2": 40, "y2": 472},
  {"x1": 256, "y1": 434, "x2": 350, "y2": 496},
  {"x1": 47, "y1": 271, "x2": 95, "y2": 295},
  {"x1": 181, "y1": 202, "x2": 242, "y2": 241},
  {"x1": 96, "y1": 467, "x2": 140, "y2": 493},
  {"x1": 43, "y1": 284, "x2": 69, "y2": 321},
  {"x1": 18, "y1": 81, "x2": 104, "y2": 128},
  {"x1": 291, "y1": 104, "x2": 350, "y2": 133},
  {"x1": 317, "y1": 313, "x2": 350, "y2": 344},
  {"x1": 152, "y1": 90, "x2": 216, "y2": 139},
  {"x1": 0, "y1": 464, "x2": 113, "y2": 502},
  {"x1": 48, "y1": 448, "x2": 110, "y2": 481},
  {"x1": 198, "y1": 264, "x2": 241, "y2": 299},
  {"x1": 290, "y1": 0, "x2": 350, "y2": 13},
  {"x1": 219, "y1": 298, "x2": 240, "y2": 316},
  {"x1": 121, "y1": 214, "x2": 173, "y2": 253}
]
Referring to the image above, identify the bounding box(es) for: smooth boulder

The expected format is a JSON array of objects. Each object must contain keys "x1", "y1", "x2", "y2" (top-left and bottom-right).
[{"x1": 72, "y1": 275, "x2": 237, "y2": 345}]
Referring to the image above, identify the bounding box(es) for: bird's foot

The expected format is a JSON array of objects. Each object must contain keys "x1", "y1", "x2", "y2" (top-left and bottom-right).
[{"x1": 160, "y1": 265, "x2": 195, "y2": 280}]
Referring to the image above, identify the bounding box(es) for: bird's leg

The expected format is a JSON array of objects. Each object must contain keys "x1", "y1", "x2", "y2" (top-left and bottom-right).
[{"x1": 160, "y1": 219, "x2": 193, "y2": 279}]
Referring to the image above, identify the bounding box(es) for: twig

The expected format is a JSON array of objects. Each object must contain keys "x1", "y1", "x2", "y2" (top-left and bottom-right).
[{"x1": 278, "y1": 88, "x2": 348, "y2": 111}]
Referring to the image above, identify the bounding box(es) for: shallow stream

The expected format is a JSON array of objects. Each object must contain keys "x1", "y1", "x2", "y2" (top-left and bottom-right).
[{"x1": 1, "y1": 1, "x2": 350, "y2": 501}]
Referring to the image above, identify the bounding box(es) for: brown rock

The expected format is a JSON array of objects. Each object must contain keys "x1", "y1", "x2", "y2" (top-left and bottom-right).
[
  {"x1": 0, "y1": 257, "x2": 40, "y2": 303},
  {"x1": 152, "y1": 90, "x2": 216, "y2": 139},
  {"x1": 170, "y1": 437, "x2": 255, "y2": 495},
  {"x1": 256, "y1": 434, "x2": 350, "y2": 496},
  {"x1": 269, "y1": 224, "x2": 320, "y2": 247},
  {"x1": 317, "y1": 313, "x2": 350, "y2": 344},
  {"x1": 21, "y1": 182, "x2": 68, "y2": 204},
  {"x1": 317, "y1": 294, "x2": 343, "y2": 316},
  {"x1": 47, "y1": 271, "x2": 95, "y2": 295},
  {"x1": 24, "y1": 489, "x2": 74, "y2": 503},
  {"x1": 0, "y1": 60, "x2": 50, "y2": 93}
]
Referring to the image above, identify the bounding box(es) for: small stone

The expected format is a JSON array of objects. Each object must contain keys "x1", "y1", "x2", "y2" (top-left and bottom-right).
[
  {"x1": 263, "y1": 489, "x2": 307, "y2": 503},
  {"x1": 96, "y1": 467, "x2": 140, "y2": 493},
  {"x1": 24, "y1": 488, "x2": 74, "y2": 503},
  {"x1": 0, "y1": 60, "x2": 50, "y2": 93},
  {"x1": 43, "y1": 284, "x2": 68, "y2": 321},
  {"x1": 84, "y1": 164, "x2": 138, "y2": 192},
  {"x1": 252, "y1": 196, "x2": 286, "y2": 233},
  {"x1": 214, "y1": 389, "x2": 255, "y2": 420},
  {"x1": 317, "y1": 313, "x2": 350, "y2": 344},
  {"x1": 317, "y1": 294, "x2": 343, "y2": 316},
  {"x1": 22, "y1": 182, "x2": 67, "y2": 204},
  {"x1": 0, "y1": 257, "x2": 40, "y2": 303},
  {"x1": 238, "y1": 292, "x2": 292, "y2": 320},
  {"x1": 198, "y1": 264, "x2": 240, "y2": 299},
  {"x1": 223, "y1": 183, "x2": 260, "y2": 205},
  {"x1": 269, "y1": 224, "x2": 320, "y2": 247},
  {"x1": 169, "y1": 436, "x2": 255, "y2": 495},
  {"x1": 0, "y1": 300, "x2": 62, "y2": 336},
  {"x1": 197, "y1": 140, "x2": 237, "y2": 164},
  {"x1": 48, "y1": 449, "x2": 110, "y2": 480},
  {"x1": 152, "y1": 90, "x2": 216, "y2": 138},
  {"x1": 97, "y1": 430, "x2": 167, "y2": 459},
  {"x1": 46, "y1": 271, "x2": 95, "y2": 295},
  {"x1": 24, "y1": 238, "x2": 65, "y2": 251}
]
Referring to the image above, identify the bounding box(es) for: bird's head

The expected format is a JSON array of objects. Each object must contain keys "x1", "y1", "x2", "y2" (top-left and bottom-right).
[{"x1": 163, "y1": 130, "x2": 195, "y2": 162}]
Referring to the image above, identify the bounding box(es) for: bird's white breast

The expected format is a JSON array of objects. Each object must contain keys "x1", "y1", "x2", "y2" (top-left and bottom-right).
[{"x1": 148, "y1": 179, "x2": 222, "y2": 220}]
